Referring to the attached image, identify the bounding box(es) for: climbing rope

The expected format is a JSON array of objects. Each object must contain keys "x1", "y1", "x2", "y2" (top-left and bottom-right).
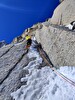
[
  {"x1": 25, "y1": 35, "x2": 75, "y2": 87},
  {"x1": 38, "y1": 47, "x2": 75, "y2": 87}
]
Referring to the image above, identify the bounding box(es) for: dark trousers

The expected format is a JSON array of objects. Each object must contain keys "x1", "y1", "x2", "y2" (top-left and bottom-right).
[{"x1": 27, "y1": 39, "x2": 32, "y2": 46}]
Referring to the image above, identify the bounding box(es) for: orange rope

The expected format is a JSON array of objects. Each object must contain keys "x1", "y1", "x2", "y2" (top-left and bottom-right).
[{"x1": 39, "y1": 48, "x2": 75, "y2": 87}]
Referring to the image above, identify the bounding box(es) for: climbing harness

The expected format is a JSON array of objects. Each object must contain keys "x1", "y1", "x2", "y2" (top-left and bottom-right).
[{"x1": 38, "y1": 46, "x2": 75, "y2": 87}]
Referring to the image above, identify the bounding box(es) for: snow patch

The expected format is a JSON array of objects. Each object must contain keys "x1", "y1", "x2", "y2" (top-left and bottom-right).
[
  {"x1": 65, "y1": 24, "x2": 73, "y2": 30},
  {"x1": 11, "y1": 42, "x2": 75, "y2": 100}
]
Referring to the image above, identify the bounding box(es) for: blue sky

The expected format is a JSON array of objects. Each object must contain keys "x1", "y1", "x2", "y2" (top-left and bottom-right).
[{"x1": 0, "y1": 0, "x2": 59, "y2": 43}]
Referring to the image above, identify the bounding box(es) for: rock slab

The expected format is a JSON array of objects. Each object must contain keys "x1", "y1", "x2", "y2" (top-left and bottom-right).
[{"x1": 35, "y1": 22, "x2": 75, "y2": 67}]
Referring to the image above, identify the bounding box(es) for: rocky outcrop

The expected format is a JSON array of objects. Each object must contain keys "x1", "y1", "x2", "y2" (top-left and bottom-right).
[
  {"x1": 0, "y1": 41, "x2": 29, "y2": 100},
  {"x1": 12, "y1": 36, "x2": 24, "y2": 44},
  {"x1": 49, "y1": 0, "x2": 75, "y2": 25},
  {"x1": 0, "y1": 40, "x2": 7, "y2": 48},
  {"x1": 35, "y1": 21, "x2": 75, "y2": 67},
  {"x1": 12, "y1": 23, "x2": 43, "y2": 44}
]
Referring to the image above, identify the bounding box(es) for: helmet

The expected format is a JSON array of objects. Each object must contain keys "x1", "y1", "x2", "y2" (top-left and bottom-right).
[{"x1": 25, "y1": 35, "x2": 31, "y2": 40}]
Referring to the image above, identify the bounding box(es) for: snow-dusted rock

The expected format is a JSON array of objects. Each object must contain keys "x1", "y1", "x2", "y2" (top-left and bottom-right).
[
  {"x1": 11, "y1": 44, "x2": 75, "y2": 100},
  {"x1": 0, "y1": 41, "x2": 29, "y2": 100},
  {"x1": 0, "y1": 40, "x2": 7, "y2": 48}
]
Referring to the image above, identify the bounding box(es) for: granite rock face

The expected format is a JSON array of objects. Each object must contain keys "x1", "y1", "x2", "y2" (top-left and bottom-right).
[
  {"x1": 50, "y1": 0, "x2": 75, "y2": 25},
  {"x1": 0, "y1": 39, "x2": 47, "y2": 100},
  {"x1": 0, "y1": 41, "x2": 29, "y2": 100},
  {"x1": 12, "y1": 23, "x2": 43, "y2": 44},
  {"x1": 1, "y1": 1, "x2": 75, "y2": 99},
  {"x1": 35, "y1": 22, "x2": 75, "y2": 67}
]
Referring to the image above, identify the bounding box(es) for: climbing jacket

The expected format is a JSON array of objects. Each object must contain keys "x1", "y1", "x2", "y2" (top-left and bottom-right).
[
  {"x1": 25, "y1": 35, "x2": 32, "y2": 50},
  {"x1": 25, "y1": 35, "x2": 31, "y2": 41}
]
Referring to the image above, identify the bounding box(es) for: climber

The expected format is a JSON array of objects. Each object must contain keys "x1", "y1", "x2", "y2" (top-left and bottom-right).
[{"x1": 25, "y1": 35, "x2": 32, "y2": 50}]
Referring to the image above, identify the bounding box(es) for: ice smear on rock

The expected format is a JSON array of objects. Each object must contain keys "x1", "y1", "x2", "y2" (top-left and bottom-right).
[{"x1": 11, "y1": 41, "x2": 75, "y2": 100}]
